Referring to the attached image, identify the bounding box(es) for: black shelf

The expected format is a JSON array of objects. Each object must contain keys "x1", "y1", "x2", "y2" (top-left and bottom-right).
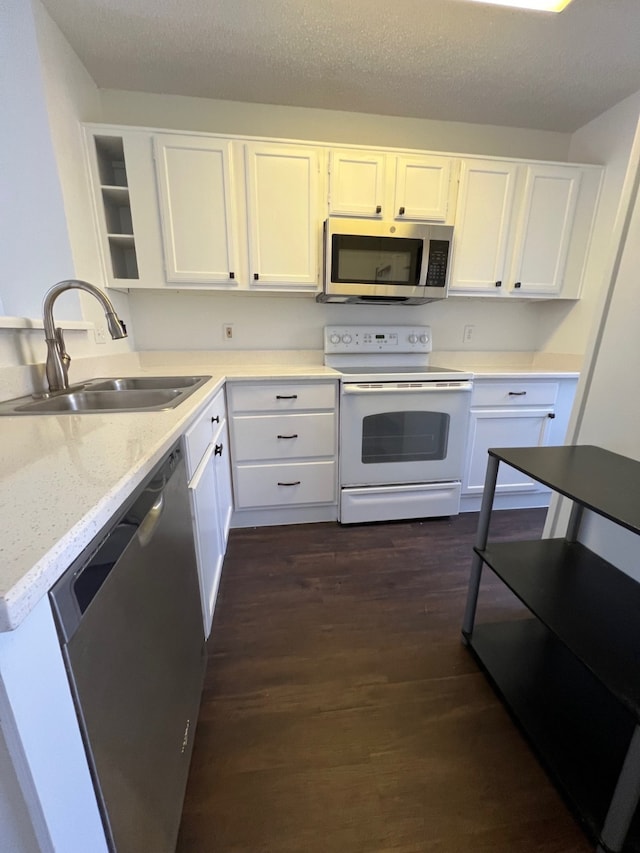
[
  {"x1": 476, "y1": 538, "x2": 640, "y2": 717},
  {"x1": 465, "y1": 444, "x2": 640, "y2": 853},
  {"x1": 469, "y1": 619, "x2": 640, "y2": 852},
  {"x1": 489, "y1": 445, "x2": 640, "y2": 535}
]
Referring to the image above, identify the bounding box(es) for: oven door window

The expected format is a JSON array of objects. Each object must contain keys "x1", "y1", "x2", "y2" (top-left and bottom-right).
[
  {"x1": 332, "y1": 235, "x2": 423, "y2": 286},
  {"x1": 361, "y1": 411, "x2": 450, "y2": 464}
]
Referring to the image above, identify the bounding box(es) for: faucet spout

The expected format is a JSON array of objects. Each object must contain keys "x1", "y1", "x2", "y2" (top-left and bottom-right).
[{"x1": 43, "y1": 280, "x2": 128, "y2": 392}]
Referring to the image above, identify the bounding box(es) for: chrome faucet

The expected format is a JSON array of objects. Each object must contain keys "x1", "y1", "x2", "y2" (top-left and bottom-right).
[{"x1": 43, "y1": 280, "x2": 127, "y2": 392}]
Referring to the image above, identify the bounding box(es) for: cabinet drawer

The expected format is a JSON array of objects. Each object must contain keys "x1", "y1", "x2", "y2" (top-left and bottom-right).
[
  {"x1": 228, "y1": 381, "x2": 336, "y2": 413},
  {"x1": 471, "y1": 381, "x2": 559, "y2": 408},
  {"x1": 184, "y1": 387, "x2": 226, "y2": 478},
  {"x1": 234, "y1": 461, "x2": 336, "y2": 508},
  {"x1": 232, "y1": 412, "x2": 336, "y2": 461}
]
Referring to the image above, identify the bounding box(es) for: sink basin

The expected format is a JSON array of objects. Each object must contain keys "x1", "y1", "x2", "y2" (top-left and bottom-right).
[
  {"x1": 89, "y1": 376, "x2": 204, "y2": 392},
  {"x1": 0, "y1": 375, "x2": 212, "y2": 415},
  {"x1": 15, "y1": 389, "x2": 183, "y2": 413}
]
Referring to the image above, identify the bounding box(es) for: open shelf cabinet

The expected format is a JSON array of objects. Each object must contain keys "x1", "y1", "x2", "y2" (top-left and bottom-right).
[
  {"x1": 94, "y1": 136, "x2": 139, "y2": 282},
  {"x1": 463, "y1": 445, "x2": 640, "y2": 853}
]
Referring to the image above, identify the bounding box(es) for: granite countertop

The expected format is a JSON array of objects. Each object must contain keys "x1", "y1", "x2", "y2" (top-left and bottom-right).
[
  {"x1": 0, "y1": 355, "x2": 338, "y2": 632},
  {"x1": 0, "y1": 349, "x2": 579, "y2": 633}
]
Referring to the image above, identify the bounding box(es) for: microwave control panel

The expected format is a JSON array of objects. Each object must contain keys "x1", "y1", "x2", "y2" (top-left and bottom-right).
[
  {"x1": 425, "y1": 240, "x2": 450, "y2": 289},
  {"x1": 324, "y1": 325, "x2": 432, "y2": 354}
]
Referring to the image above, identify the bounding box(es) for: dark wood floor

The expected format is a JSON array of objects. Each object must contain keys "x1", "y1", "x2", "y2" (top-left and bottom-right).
[{"x1": 177, "y1": 510, "x2": 592, "y2": 853}]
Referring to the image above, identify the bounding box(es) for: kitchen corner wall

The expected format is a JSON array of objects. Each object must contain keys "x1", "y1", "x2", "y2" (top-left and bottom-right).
[
  {"x1": 535, "y1": 89, "x2": 640, "y2": 357},
  {"x1": 0, "y1": 0, "x2": 134, "y2": 375}
]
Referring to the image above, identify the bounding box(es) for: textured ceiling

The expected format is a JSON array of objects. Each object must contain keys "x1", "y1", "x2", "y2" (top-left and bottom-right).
[{"x1": 40, "y1": 0, "x2": 640, "y2": 132}]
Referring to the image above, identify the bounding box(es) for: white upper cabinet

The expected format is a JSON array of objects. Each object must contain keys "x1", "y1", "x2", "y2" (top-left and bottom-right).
[
  {"x1": 449, "y1": 158, "x2": 601, "y2": 299},
  {"x1": 244, "y1": 143, "x2": 322, "y2": 289},
  {"x1": 393, "y1": 155, "x2": 453, "y2": 222},
  {"x1": 328, "y1": 150, "x2": 386, "y2": 218},
  {"x1": 154, "y1": 135, "x2": 240, "y2": 285},
  {"x1": 448, "y1": 159, "x2": 519, "y2": 293},
  {"x1": 329, "y1": 149, "x2": 456, "y2": 223},
  {"x1": 509, "y1": 164, "x2": 581, "y2": 296}
]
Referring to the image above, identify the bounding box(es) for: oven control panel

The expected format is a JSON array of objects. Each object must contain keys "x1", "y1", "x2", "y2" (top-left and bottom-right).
[{"x1": 324, "y1": 325, "x2": 432, "y2": 354}]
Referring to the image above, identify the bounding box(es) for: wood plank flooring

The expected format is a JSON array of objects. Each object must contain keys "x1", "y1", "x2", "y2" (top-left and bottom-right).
[{"x1": 177, "y1": 511, "x2": 592, "y2": 853}]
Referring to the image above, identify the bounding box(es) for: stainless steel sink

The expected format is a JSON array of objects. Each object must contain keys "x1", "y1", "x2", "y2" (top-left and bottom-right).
[
  {"x1": 0, "y1": 375, "x2": 211, "y2": 415},
  {"x1": 89, "y1": 376, "x2": 204, "y2": 392}
]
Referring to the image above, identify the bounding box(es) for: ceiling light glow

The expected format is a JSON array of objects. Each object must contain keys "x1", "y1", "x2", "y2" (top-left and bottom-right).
[{"x1": 465, "y1": 0, "x2": 574, "y2": 11}]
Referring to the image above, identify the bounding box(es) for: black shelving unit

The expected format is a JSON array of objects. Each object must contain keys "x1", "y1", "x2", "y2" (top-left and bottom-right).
[{"x1": 462, "y1": 445, "x2": 640, "y2": 853}]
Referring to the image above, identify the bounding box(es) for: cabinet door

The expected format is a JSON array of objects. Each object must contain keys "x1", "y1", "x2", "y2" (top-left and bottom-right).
[
  {"x1": 509, "y1": 164, "x2": 581, "y2": 295},
  {"x1": 463, "y1": 408, "x2": 554, "y2": 495},
  {"x1": 245, "y1": 143, "x2": 321, "y2": 288},
  {"x1": 188, "y1": 442, "x2": 224, "y2": 638},
  {"x1": 153, "y1": 135, "x2": 240, "y2": 284},
  {"x1": 393, "y1": 155, "x2": 452, "y2": 222},
  {"x1": 213, "y1": 420, "x2": 233, "y2": 552},
  {"x1": 328, "y1": 150, "x2": 386, "y2": 218},
  {"x1": 449, "y1": 159, "x2": 519, "y2": 293}
]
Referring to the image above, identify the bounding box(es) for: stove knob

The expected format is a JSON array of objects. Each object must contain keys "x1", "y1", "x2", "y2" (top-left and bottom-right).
[
  {"x1": 420, "y1": 334, "x2": 429, "y2": 344},
  {"x1": 341, "y1": 334, "x2": 352, "y2": 344},
  {"x1": 329, "y1": 333, "x2": 341, "y2": 344},
  {"x1": 408, "y1": 334, "x2": 418, "y2": 344}
]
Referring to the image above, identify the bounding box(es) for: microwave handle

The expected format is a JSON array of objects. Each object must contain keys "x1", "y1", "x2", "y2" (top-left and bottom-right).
[{"x1": 418, "y1": 240, "x2": 430, "y2": 289}]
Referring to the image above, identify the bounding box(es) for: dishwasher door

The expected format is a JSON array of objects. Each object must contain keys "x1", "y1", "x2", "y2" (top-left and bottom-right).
[{"x1": 50, "y1": 443, "x2": 206, "y2": 853}]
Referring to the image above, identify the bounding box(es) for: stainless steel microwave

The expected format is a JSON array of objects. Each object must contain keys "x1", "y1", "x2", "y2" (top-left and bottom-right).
[{"x1": 317, "y1": 218, "x2": 453, "y2": 305}]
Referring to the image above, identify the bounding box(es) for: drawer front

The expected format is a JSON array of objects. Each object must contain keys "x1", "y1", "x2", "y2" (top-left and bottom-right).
[
  {"x1": 229, "y1": 381, "x2": 336, "y2": 413},
  {"x1": 471, "y1": 381, "x2": 559, "y2": 408},
  {"x1": 235, "y1": 461, "x2": 336, "y2": 508},
  {"x1": 232, "y1": 412, "x2": 336, "y2": 461},
  {"x1": 184, "y1": 387, "x2": 226, "y2": 478}
]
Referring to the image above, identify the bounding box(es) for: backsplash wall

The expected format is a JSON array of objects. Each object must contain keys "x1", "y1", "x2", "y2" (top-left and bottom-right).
[{"x1": 128, "y1": 289, "x2": 541, "y2": 353}]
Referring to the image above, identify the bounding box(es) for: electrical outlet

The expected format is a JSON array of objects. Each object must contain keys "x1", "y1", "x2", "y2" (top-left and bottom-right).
[
  {"x1": 463, "y1": 325, "x2": 475, "y2": 344},
  {"x1": 223, "y1": 324, "x2": 233, "y2": 340},
  {"x1": 94, "y1": 325, "x2": 107, "y2": 345}
]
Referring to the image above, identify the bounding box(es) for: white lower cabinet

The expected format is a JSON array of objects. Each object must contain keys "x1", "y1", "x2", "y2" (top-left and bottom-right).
[
  {"x1": 184, "y1": 387, "x2": 233, "y2": 637},
  {"x1": 461, "y1": 377, "x2": 578, "y2": 511},
  {"x1": 228, "y1": 380, "x2": 338, "y2": 525}
]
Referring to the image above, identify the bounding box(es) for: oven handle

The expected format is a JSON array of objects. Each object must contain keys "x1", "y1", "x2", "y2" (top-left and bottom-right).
[{"x1": 342, "y1": 382, "x2": 472, "y2": 395}]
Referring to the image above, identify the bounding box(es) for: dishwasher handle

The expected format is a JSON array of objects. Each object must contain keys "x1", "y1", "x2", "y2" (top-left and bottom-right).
[{"x1": 137, "y1": 493, "x2": 165, "y2": 548}]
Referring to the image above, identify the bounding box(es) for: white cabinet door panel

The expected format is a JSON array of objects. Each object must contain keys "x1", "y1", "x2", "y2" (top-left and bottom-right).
[
  {"x1": 235, "y1": 461, "x2": 336, "y2": 508},
  {"x1": 213, "y1": 420, "x2": 233, "y2": 552},
  {"x1": 510, "y1": 165, "x2": 581, "y2": 295},
  {"x1": 188, "y1": 442, "x2": 224, "y2": 638},
  {"x1": 464, "y1": 408, "x2": 553, "y2": 495},
  {"x1": 394, "y1": 155, "x2": 452, "y2": 222},
  {"x1": 449, "y1": 160, "x2": 519, "y2": 292},
  {"x1": 154, "y1": 136, "x2": 239, "y2": 284},
  {"x1": 245, "y1": 144, "x2": 320, "y2": 287},
  {"x1": 328, "y1": 150, "x2": 386, "y2": 217}
]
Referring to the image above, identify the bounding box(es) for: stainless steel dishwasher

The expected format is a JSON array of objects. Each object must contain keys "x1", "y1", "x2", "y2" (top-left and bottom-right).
[{"x1": 50, "y1": 441, "x2": 206, "y2": 853}]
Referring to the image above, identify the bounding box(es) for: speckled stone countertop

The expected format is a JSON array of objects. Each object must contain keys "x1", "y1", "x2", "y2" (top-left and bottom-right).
[
  {"x1": 0, "y1": 354, "x2": 338, "y2": 632},
  {"x1": 0, "y1": 349, "x2": 580, "y2": 632}
]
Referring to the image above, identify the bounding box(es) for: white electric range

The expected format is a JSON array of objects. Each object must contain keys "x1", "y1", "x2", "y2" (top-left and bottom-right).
[{"x1": 324, "y1": 325, "x2": 473, "y2": 524}]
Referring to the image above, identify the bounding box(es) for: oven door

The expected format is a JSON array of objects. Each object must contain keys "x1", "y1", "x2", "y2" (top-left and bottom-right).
[{"x1": 340, "y1": 381, "x2": 472, "y2": 487}]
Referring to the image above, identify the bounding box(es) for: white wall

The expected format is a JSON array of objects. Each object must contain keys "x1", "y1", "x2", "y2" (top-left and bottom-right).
[
  {"x1": 0, "y1": 1, "x2": 134, "y2": 384},
  {"x1": 100, "y1": 90, "x2": 573, "y2": 162},
  {"x1": 534, "y1": 90, "x2": 640, "y2": 356},
  {"x1": 128, "y1": 289, "x2": 540, "y2": 353},
  {"x1": 0, "y1": 0, "x2": 78, "y2": 320},
  {"x1": 545, "y1": 106, "x2": 640, "y2": 580},
  {"x1": 31, "y1": 0, "x2": 134, "y2": 356}
]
